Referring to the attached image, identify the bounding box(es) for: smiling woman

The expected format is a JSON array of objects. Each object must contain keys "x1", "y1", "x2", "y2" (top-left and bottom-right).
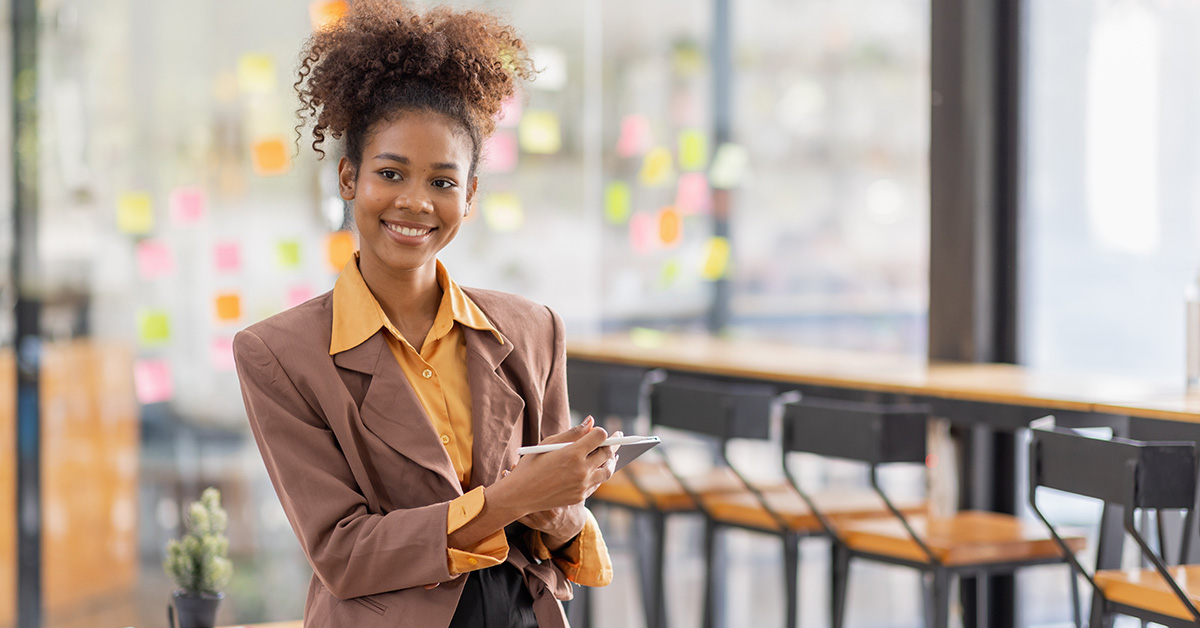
[{"x1": 232, "y1": 2, "x2": 621, "y2": 628}]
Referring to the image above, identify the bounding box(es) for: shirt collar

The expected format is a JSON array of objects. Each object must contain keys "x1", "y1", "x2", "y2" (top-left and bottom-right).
[{"x1": 330, "y1": 253, "x2": 503, "y2": 355}]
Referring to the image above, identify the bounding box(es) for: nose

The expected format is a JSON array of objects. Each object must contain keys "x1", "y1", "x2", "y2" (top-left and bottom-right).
[{"x1": 393, "y1": 186, "x2": 434, "y2": 214}]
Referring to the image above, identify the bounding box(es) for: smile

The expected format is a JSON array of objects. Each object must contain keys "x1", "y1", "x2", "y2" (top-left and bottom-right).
[{"x1": 384, "y1": 223, "x2": 434, "y2": 237}]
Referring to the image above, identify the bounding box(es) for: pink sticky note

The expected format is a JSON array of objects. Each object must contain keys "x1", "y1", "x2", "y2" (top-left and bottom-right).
[
  {"x1": 136, "y1": 240, "x2": 176, "y2": 280},
  {"x1": 617, "y1": 114, "x2": 652, "y2": 158},
  {"x1": 211, "y1": 336, "x2": 236, "y2": 372},
  {"x1": 214, "y1": 241, "x2": 241, "y2": 273},
  {"x1": 134, "y1": 359, "x2": 174, "y2": 405},
  {"x1": 285, "y1": 285, "x2": 315, "y2": 309},
  {"x1": 675, "y1": 172, "x2": 711, "y2": 214},
  {"x1": 169, "y1": 187, "x2": 206, "y2": 225},
  {"x1": 629, "y1": 213, "x2": 656, "y2": 255},
  {"x1": 497, "y1": 93, "x2": 522, "y2": 127},
  {"x1": 483, "y1": 131, "x2": 518, "y2": 173}
]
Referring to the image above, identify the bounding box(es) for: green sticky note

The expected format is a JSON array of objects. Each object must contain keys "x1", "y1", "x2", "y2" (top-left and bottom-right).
[
  {"x1": 276, "y1": 240, "x2": 301, "y2": 269},
  {"x1": 137, "y1": 309, "x2": 171, "y2": 346},
  {"x1": 659, "y1": 259, "x2": 681, "y2": 288},
  {"x1": 678, "y1": 129, "x2": 708, "y2": 172},
  {"x1": 604, "y1": 182, "x2": 632, "y2": 225}
]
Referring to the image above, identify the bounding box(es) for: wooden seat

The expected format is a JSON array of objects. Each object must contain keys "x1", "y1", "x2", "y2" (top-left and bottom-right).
[
  {"x1": 591, "y1": 460, "x2": 747, "y2": 511},
  {"x1": 704, "y1": 486, "x2": 925, "y2": 533},
  {"x1": 1094, "y1": 566, "x2": 1200, "y2": 622},
  {"x1": 838, "y1": 510, "x2": 1084, "y2": 566}
]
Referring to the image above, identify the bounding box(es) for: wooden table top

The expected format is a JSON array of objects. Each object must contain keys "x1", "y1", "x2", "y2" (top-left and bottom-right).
[
  {"x1": 567, "y1": 333, "x2": 1200, "y2": 423},
  {"x1": 219, "y1": 622, "x2": 302, "y2": 628}
]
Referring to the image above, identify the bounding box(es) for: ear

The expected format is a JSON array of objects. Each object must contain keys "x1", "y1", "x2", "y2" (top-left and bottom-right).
[
  {"x1": 464, "y1": 176, "x2": 479, "y2": 216},
  {"x1": 337, "y1": 156, "x2": 357, "y2": 201}
]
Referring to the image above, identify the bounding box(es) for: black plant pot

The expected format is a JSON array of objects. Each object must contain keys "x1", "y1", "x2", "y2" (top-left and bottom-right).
[{"x1": 168, "y1": 590, "x2": 224, "y2": 628}]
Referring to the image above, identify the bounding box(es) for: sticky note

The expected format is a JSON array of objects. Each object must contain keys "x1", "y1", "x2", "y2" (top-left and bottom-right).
[
  {"x1": 639, "y1": 147, "x2": 674, "y2": 187},
  {"x1": 214, "y1": 293, "x2": 242, "y2": 323},
  {"x1": 497, "y1": 93, "x2": 522, "y2": 127},
  {"x1": 276, "y1": 240, "x2": 302, "y2": 269},
  {"x1": 709, "y1": 143, "x2": 749, "y2": 189},
  {"x1": 700, "y1": 236, "x2": 731, "y2": 280},
  {"x1": 169, "y1": 187, "x2": 206, "y2": 225},
  {"x1": 630, "y1": 327, "x2": 666, "y2": 349},
  {"x1": 134, "y1": 359, "x2": 174, "y2": 405},
  {"x1": 214, "y1": 242, "x2": 241, "y2": 273},
  {"x1": 237, "y1": 53, "x2": 277, "y2": 95},
  {"x1": 675, "y1": 173, "x2": 710, "y2": 214},
  {"x1": 210, "y1": 336, "x2": 236, "y2": 372},
  {"x1": 616, "y1": 115, "x2": 651, "y2": 158},
  {"x1": 252, "y1": 136, "x2": 291, "y2": 177},
  {"x1": 483, "y1": 131, "x2": 519, "y2": 173},
  {"x1": 629, "y1": 213, "x2": 656, "y2": 255},
  {"x1": 326, "y1": 231, "x2": 355, "y2": 272},
  {"x1": 483, "y1": 193, "x2": 524, "y2": 232},
  {"x1": 657, "y1": 207, "x2": 682, "y2": 248},
  {"x1": 309, "y1": 0, "x2": 348, "y2": 30},
  {"x1": 678, "y1": 129, "x2": 708, "y2": 171},
  {"x1": 518, "y1": 110, "x2": 561, "y2": 154},
  {"x1": 136, "y1": 240, "x2": 175, "y2": 280},
  {"x1": 285, "y1": 285, "x2": 315, "y2": 309},
  {"x1": 604, "y1": 181, "x2": 632, "y2": 225},
  {"x1": 137, "y1": 309, "x2": 171, "y2": 346},
  {"x1": 659, "y1": 259, "x2": 681, "y2": 288},
  {"x1": 117, "y1": 192, "x2": 154, "y2": 235}
]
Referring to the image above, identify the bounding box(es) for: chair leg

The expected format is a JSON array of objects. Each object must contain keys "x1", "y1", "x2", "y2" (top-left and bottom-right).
[
  {"x1": 1067, "y1": 566, "x2": 1082, "y2": 628},
  {"x1": 702, "y1": 518, "x2": 725, "y2": 628},
  {"x1": 783, "y1": 532, "x2": 800, "y2": 628},
  {"x1": 929, "y1": 569, "x2": 951, "y2": 628},
  {"x1": 634, "y1": 511, "x2": 667, "y2": 628},
  {"x1": 830, "y1": 543, "x2": 851, "y2": 628}
]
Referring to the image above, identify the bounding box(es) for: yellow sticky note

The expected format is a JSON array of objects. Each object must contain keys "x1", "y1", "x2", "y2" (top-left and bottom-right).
[
  {"x1": 657, "y1": 207, "x2": 682, "y2": 248},
  {"x1": 214, "y1": 293, "x2": 242, "y2": 323},
  {"x1": 700, "y1": 236, "x2": 731, "y2": 281},
  {"x1": 678, "y1": 129, "x2": 708, "y2": 171},
  {"x1": 277, "y1": 240, "x2": 302, "y2": 269},
  {"x1": 237, "y1": 53, "x2": 277, "y2": 95},
  {"x1": 252, "y1": 137, "x2": 292, "y2": 177},
  {"x1": 518, "y1": 110, "x2": 561, "y2": 154},
  {"x1": 309, "y1": 0, "x2": 348, "y2": 30},
  {"x1": 639, "y1": 147, "x2": 674, "y2": 187},
  {"x1": 117, "y1": 192, "x2": 154, "y2": 235},
  {"x1": 137, "y1": 309, "x2": 171, "y2": 346},
  {"x1": 709, "y1": 143, "x2": 749, "y2": 189},
  {"x1": 326, "y1": 231, "x2": 356, "y2": 272},
  {"x1": 604, "y1": 182, "x2": 632, "y2": 225},
  {"x1": 483, "y1": 193, "x2": 524, "y2": 232},
  {"x1": 630, "y1": 327, "x2": 666, "y2": 349}
]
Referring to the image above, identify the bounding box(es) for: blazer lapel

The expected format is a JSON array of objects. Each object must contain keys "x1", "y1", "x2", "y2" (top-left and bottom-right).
[
  {"x1": 466, "y1": 327, "x2": 525, "y2": 489},
  {"x1": 333, "y1": 331, "x2": 461, "y2": 491}
]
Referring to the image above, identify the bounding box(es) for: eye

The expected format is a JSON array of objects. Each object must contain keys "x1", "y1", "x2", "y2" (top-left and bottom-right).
[
  {"x1": 432, "y1": 179, "x2": 456, "y2": 189},
  {"x1": 380, "y1": 170, "x2": 401, "y2": 181}
]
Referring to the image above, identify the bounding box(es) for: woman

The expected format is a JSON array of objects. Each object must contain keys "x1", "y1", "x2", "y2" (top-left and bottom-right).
[{"x1": 233, "y1": 2, "x2": 618, "y2": 626}]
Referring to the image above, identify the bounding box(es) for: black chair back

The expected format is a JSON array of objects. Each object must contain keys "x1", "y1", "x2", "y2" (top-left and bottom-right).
[
  {"x1": 566, "y1": 361, "x2": 648, "y2": 421},
  {"x1": 649, "y1": 375, "x2": 776, "y2": 441},
  {"x1": 782, "y1": 397, "x2": 928, "y2": 464}
]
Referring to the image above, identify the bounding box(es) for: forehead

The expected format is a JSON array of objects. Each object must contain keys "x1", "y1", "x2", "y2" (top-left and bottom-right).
[{"x1": 363, "y1": 110, "x2": 474, "y2": 164}]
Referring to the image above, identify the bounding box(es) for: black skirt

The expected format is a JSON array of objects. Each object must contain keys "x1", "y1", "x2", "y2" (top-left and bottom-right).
[{"x1": 448, "y1": 561, "x2": 539, "y2": 628}]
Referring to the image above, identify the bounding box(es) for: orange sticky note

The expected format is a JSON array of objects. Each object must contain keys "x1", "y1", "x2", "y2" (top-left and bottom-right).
[
  {"x1": 657, "y1": 207, "x2": 682, "y2": 248},
  {"x1": 252, "y1": 137, "x2": 291, "y2": 177},
  {"x1": 134, "y1": 359, "x2": 174, "y2": 405},
  {"x1": 215, "y1": 293, "x2": 242, "y2": 322},
  {"x1": 309, "y1": 0, "x2": 348, "y2": 30},
  {"x1": 326, "y1": 231, "x2": 355, "y2": 272}
]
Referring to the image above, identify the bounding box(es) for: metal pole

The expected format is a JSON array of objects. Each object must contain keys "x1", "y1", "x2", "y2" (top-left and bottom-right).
[
  {"x1": 12, "y1": 0, "x2": 42, "y2": 624},
  {"x1": 707, "y1": 0, "x2": 732, "y2": 334}
]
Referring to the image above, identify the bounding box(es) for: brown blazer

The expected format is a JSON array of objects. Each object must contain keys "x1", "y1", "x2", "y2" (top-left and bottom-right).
[{"x1": 234, "y1": 287, "x2": 577, "y2": 628}]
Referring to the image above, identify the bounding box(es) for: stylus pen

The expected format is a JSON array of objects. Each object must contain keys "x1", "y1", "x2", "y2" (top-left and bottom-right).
[{"x1": 517, "y1": 435, "x2": 656, "y2": 456}]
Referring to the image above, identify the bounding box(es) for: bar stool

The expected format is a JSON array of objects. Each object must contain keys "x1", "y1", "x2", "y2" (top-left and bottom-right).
[
  {"x1": 1029, "y1": 424, "x2": 1200, "y2": 627},
  {"x1": 781, "y1": 397, "x2": 1084, "y2": 628}
]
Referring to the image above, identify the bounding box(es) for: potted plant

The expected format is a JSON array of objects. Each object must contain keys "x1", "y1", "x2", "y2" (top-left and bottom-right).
[{"x1": 164, "y1": 487, "x2": 233, "y2": 628}]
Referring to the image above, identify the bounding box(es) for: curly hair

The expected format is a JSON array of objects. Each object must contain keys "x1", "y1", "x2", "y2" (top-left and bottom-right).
[{"x1": 294, "y1": 0, "x2": 535, "y2": 176}]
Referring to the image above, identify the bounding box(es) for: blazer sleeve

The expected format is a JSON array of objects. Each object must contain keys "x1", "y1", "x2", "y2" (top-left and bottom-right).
[{"x1": 234, "y1": 328, "x2": 463, "y2": 599}]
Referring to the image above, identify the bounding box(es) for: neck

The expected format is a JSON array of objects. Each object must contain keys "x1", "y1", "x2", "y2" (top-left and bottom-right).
[{"x1": 357, "y1": 254, "x2": 442, "y2": 348}]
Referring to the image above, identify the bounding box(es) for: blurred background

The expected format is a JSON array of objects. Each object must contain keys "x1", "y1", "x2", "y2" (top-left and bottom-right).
[{"x1": 1, "y1": 0, "x2": 1199, "y2": 626}]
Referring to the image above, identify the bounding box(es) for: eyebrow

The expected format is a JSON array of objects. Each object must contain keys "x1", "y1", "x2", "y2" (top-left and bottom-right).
[{"x1": 372, "y1": 152, "x2": 460, "y2": 172}]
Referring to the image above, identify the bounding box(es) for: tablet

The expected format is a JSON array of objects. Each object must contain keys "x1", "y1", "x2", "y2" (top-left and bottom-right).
[{"x1": 517, "y1": 435, "x2": 660, "y2": 472}]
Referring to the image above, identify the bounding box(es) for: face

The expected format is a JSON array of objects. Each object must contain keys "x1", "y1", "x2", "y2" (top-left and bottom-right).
[{"x1": 339, "y1": 110, "x2": 477, "y2": 282}]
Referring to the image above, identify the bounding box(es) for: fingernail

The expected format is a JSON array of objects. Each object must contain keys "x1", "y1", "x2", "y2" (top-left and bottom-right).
[
  {"x1": 503, "y1": 469, "x2": 510, "y2": 477},
  {"x1": 614, "y1": 431, "x2": 624, "y2": 438},
  {"x1": 583, "y1": 416, "x2": 594, "y2": 428}
]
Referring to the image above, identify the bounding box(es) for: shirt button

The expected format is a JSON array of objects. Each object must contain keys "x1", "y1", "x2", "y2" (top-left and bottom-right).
[
  {"x1": 468, "y1": 557, "x2": 478, "y2": 565},
  {"x1": 441, "y1": 434, "x2": 451, "y2": 445},
  {"x1": 422, "y1": 368, "x2": 433, "y2": 379}
]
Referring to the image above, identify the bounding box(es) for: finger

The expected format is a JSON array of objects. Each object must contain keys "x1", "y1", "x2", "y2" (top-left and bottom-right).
[
  {"x1": 538, "y1": 416, "x2": 595, "y2": 445},
  {"x1": 563, "y1": 425, "x2": 608, "y2": 455},
  {"x1": 424, "y1": 583, "x2": 440, "y2": 590}
]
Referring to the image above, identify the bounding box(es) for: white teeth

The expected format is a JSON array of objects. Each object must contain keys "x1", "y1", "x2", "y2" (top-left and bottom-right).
[{"x1": 385, "y1": 223, "x2": 431, "y2": 237}]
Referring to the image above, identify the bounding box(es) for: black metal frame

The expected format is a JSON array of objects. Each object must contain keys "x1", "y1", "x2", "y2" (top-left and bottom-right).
[{"x1": 1028, "y1": 425, "x2": 1200, "y2": 628}]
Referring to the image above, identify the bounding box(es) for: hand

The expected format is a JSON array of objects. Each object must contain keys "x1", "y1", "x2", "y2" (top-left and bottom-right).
[{"x1": 494, "y1": 417, "x2": 620, "y2": 520}]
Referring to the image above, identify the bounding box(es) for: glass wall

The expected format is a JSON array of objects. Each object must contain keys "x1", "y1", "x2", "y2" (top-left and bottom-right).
[
  {"x1": 2, "y1": 0, "x2": 930, "y2": 625},
  {"x1": 1021, "y1": 0, "x2": 1200, "y2": 381}
]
